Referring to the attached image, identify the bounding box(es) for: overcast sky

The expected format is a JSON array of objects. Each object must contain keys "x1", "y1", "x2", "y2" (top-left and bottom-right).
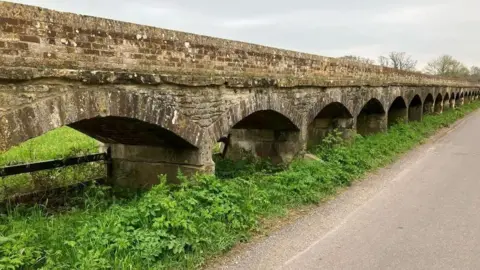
[{"x1": 9, "y1": 0, "x2": 480, "y2": 69}]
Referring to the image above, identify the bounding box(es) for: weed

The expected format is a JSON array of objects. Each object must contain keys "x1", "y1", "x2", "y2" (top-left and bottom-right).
[
  {"x1": 0, "y1": 127, "x2": 104, "y2": 200},
  {"x1": 0, "y1": 102, "x2": 479, "y2": 269}
]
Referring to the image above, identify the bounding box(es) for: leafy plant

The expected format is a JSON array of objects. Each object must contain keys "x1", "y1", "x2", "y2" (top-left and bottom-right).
[{"x1": 0, "y1": 101, "x2": 478, "y2": 269}]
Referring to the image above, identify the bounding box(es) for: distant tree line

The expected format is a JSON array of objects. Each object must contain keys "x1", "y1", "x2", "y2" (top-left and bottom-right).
[{"x1": 339, "y1": 52, "x2": 480, "y2": 82}]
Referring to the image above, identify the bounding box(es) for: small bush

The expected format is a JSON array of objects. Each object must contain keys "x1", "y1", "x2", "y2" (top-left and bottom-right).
[{"x1": 0, "y1": 102, "x2": 479, "y2": 269}]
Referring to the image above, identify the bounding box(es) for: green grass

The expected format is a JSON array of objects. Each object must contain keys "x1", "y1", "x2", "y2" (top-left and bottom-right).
[
  {"x1": 0, "y1": 127, "x2": 104, "y2": 200},
  {"x1": 0, "y1": 102, "x2": 479, "y2": 269}
]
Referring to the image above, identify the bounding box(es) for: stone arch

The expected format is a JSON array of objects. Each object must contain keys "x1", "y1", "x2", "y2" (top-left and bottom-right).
[
  {"x1": 388, "y1": 96, "x2": 407, "y2": 127},
  {"x1": 423, "y1": 93, "x2": 434, "y2": 115},
  {"x1": 212, "y1": 96, "x2": 303, "y2": 164},
  {"x1": 443, "y1": 93, "x2": 451, "y2": 110},
  {"x1": 210, "y1": 96, "x2": 303, "y2": 144},
  {"x1": 231, "y1": 110, "x2": 299, "y2": 131},
  {"x1": 307, "y1": 102, "x2": 354, "y2": 149},
  {"x1": 434, "y1": 93, "x2": 443, "y2": 114},
  {"x1": 0, "y1": 90, "x2": 213, "y2": 187},
  {"x1": 356, "y1": 98, "x2": 386, "y2": 136},
  {"x1": 0, "y1": 90, "x2": 204, "y2": 152},
  {"x1": 408, "y1": 94, "x2": 423, "y2": 122}
]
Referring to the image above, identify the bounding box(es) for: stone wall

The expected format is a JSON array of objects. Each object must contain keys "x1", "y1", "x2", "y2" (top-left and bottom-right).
[
  {"x1": 1, "y1": 1, "x2": 480, "y2": 187},
  {"x1": 1, "y1": 1, "x2": 479, "y2": 89}
]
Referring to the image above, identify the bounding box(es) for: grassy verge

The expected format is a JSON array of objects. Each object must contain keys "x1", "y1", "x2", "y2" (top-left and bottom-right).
[
  {"x1": 1, "y1": 102, "x2": 479, "y2": 269},
  {"x1": 0, "y1": 127, "x2": 104, "y2": 200}
]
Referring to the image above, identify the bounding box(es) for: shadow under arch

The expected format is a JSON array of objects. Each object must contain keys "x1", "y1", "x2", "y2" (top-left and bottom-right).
[
  {"x1": 434, "y1": 93, "x2": 443, "y2": 113},
  {"x1": 388, "y1": 96, "x2": 407, "y2": 127},
  {"x1": 423, "y1": 93, "x2": 434, "y2": 115},
  {"x1": 455, "y1": 92, "x2": 463, "y2": 106},
  {"x1": 443, "y1": 93, "x2": 451, "y2": 110},
  {"x1": 408, "y1": 95, "x2": 422, "y2": 122},
  {"x1": 213, "y1": 98, "x2": 303, "y2": 164},
  {"x1": 0, "y1": 90, "x2": 209, "y2": 187},
  {"x1": 357, "y1": 98, "x2": 386, "y2": 136},
  {"x1": 307, "y1": 102, "x2": 354, "y2": 149},
  {"x1": 209, "y1": 96, "x2": 303, "y2": 145},
  {"x1": 0, "y1": 90, "x2": 204, "y2": 151}
]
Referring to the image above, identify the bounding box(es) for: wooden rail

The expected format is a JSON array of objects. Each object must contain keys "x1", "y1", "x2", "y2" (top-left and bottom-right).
[{"x1": 0, "y1": 148, "x2": 111, "y2": 178}]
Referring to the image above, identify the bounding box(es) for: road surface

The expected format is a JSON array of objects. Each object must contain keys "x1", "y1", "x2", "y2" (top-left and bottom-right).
[{"x1": 212, "y1": 110, "x2": 480, "y2": 270}]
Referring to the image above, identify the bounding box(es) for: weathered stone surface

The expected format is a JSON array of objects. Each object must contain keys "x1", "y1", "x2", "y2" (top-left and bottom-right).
[
  {"x1": 1, "y1": 2, "x2": 480, "y2": 186},
  {"x1": 1, "y1": 1, "x2": 480, "y2": 88},
  {"x1": 108, "y1": 144, "x2": 213, "y2": 187}
]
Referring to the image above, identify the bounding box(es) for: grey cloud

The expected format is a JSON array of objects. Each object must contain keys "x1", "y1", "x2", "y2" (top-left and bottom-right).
[{"x1": 8, "y1": 0, "x2": 480, "y2": 68}]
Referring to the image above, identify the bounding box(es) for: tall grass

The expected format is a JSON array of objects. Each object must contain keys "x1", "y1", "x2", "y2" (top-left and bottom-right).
[
  {"x1": 0, "y1": 102, "x2": 479, "y2": 269},
  {"x1": 0, "y1": 127, "x2": 104, "y2": 200}
]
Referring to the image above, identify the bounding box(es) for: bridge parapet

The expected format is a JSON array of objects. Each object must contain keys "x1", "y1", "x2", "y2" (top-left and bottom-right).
[{"x1": 0, "y1": 1, "x2": 478, "y2": 88}]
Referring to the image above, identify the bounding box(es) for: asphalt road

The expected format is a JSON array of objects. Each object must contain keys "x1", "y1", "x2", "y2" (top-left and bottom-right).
[{"x1": 212, "y1": 110, "x2": 480, "y2": 270}]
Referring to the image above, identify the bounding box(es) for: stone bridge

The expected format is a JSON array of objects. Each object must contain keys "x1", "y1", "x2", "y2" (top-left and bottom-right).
[{"x1": 1, "y1": 1, "x2": 479, "y2": 187}]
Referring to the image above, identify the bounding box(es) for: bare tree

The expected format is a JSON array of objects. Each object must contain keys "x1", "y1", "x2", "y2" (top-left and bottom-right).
[
  {"x1": 377, "y1": 52, "x2": 417, "y2": 71},
  {"x1": 469, "y1": 66, "x2": 480, "y2": 82},
  {"x1": 339, "y1": 55, "x2": 375, "y2": 65},
  {"x1": 424, "y1": 55, "x2": 469, "y2": 78},
  {"x1": 378, "y1": 56, "x2": 390, "y2": 68}
]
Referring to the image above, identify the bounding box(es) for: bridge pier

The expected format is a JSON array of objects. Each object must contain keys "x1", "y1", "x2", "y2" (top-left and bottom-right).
[
  {"x1": 224, "y1": 129, "x2": 303, "y2": 164},
  {"x1": 434, "y1": 94, "x2": 443, "y2": 114},
  {"x1": 423, "y1": 95, "x2": 434, "y2": 115},
  {"x1": 107, "y1": 144, "x2": 213, "y2": 188}
]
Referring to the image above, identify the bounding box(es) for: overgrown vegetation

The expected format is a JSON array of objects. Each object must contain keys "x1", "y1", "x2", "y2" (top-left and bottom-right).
[
  {"x1": 0, "y1": 127, "x2": 104, "y2": 200},
  {"x1": 1, "y1": 102, "x2": 479, "y2": 269}
]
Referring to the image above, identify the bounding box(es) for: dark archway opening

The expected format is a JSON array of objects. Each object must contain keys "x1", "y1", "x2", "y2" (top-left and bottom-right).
[
  {"x1": 455, "y1": 93, "x2": 462, "y2": 107},
  {"x1": 443, "y1": 93, "x2": 450, "y2": 110},
  {"x1": 434, "y1": 93, "x2": 443, "y2": 114},
  {"x1": 423, "y1": 94, "x2": 434, "y2": 115},
  {"x1": 71, "y1": 116, "x2": 200, "y2": 187},
  {"x1": 222, "y1": 110, "x2": 300, "y2": 164},
  {"x1": 357, "y1": 98, "x2": 386, "y2": 136},
  {"x1": 388, "y1": 97, "x2": 407, "y2": 128},
  {"x1": 70, "y1": 116, "x2": 196, "y2": 149},
  {"x1": 307, "y1": 102, "x2": 354, "y2": 149},
  {"x1": 408, "y1": 95, "x2": 423, "y2": 122}
]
